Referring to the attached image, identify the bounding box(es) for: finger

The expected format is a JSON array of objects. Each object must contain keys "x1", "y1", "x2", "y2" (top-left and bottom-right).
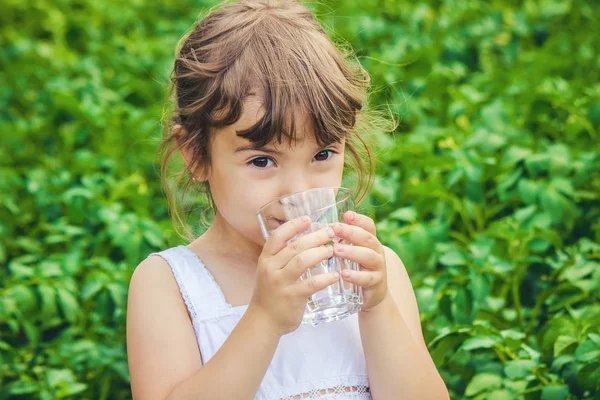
[
  {"x1": 332, "y1": 223, "x2": 382, "y2": 253},
  {"x1": 333, "y1": 243, "x2": 383, "y2": 271},
  {"x1": 340, "y1": 269, "x2": 382, "y2": 289},
  {"x1": 344, "y1": 211, "x2": 377, "y2": 236},
  {"x1": 263, "y1": 216, "x2": 311, "y2": 256},
  {"x1": 275, "y1": 226, "x2": 336, "y2": 265},
  {"x1": 294, "y1": 271, "x2": 341, "y2": 297},
  {"x1": 282, "y1": 245, "x2": 334, "y2": 283}
]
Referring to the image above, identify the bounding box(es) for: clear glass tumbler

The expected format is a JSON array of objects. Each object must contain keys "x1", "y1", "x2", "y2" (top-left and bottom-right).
[{"x1": 256, "y1": 187, "x2": 362, "y2": 326}]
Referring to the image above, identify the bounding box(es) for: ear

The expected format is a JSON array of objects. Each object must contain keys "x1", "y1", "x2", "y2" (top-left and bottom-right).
[{"x1": 172, "y1": 124, "x2": 210, "y2": 182}]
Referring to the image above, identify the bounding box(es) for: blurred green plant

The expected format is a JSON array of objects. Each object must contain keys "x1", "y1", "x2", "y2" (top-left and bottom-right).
[{"x1": 1, "y1": 0, "x2": 599, "y2": 399}]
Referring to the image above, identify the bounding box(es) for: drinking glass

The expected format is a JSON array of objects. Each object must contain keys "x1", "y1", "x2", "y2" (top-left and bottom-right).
[{"x1": 256, "y1": 187, "x2": 362, "y2": 326}]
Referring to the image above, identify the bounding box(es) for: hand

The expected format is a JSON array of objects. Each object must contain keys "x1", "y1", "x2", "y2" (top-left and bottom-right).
[
  {"x1": 331, "y1": 211, "x2": 388, "y2": 312},
  {"x1": 249, "y1": 216, "x2": 340, "y2": 337}
]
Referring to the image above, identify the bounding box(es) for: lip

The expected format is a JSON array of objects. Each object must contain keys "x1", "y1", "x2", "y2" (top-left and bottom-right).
[{"x1": 267, "y1": 216, "x2": 287, "y2": 226}]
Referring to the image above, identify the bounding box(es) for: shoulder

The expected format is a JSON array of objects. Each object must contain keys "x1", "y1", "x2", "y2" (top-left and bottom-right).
[
  {"x1": 382, "y1": 246, "x2": 426, "y2": 345},
  {"x1": 128, "y1": 254, "x2": 189, "y2": 317},
  {"x1": 127, "y1": 254, "x2": 202, "y2": 399},
  {"x1": 129, "y1": 254, "x2": 179, "y2": 298}
]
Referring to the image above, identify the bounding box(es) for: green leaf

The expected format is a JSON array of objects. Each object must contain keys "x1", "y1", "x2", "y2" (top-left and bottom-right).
[
  {"x1": 540, "y1": 384, "x2": 569, "y2": 400},
  {"x1": 504, "y1": 359, "x2": 536, "y2": 379},
  {"x1": 554, "y1": 335, "x2": 578, "y2": 357},
  {"x1": 529, "y1": 238, "x2": 551, "y2": 253},
  {"x1": 8, "y1": 261, "x2": 35, "y2": 278},
  {"x1": 497, "y1": 167, "x2": 522, "y2": 193},
  {"x1": 542, "y1": 316, "x2": 577, "y2": 353},
  {"x1": 62, "y1": 187, "x2": 94, "y2": 202},
  {"x1": 540, "y1": 188, "x2": 564, "y2": 222},
  {"x1": 447, "y1": 168, "x2": 464, "y2": 187},
  {"x1": 551, "y1": 177, "x2": 574, "y2": 197},
  {"x1": 486, "y1": 389, "x2": 514, "y2": 400},
  {"x1": 503, "y1": 146, "x2": 532, "y2": 166},
  {"x1": 588, "y1": 333, "x2": 600, "y2": 344},
  {"x1": 111, "y1": 360, "x2": 130, "y2": 382},
  {"x1": 81, "y1": 279, "x2": 104, "y2": 300},
  {"x1": 551, "y1": 355, "x2": 574, "y2": 372},
  {"x1": 57, "y1": 382, "x2": 88, "y2": 398},
  {"x1": 525, "y1": 153, "x2": 552, "y2": 175},
  {"x1": 574, "y1": 339, "x2": 600, "y2": 363},
  {"x1": 45, "y1": 369, "x2": 88, "y2": 398},
  {"x1": 143, "y1": 229, "x2": 164, "y2": 247},
  {"x1": 107, "y1": 283, "x2": 127, "y2": 309},
  {"x1": 530, "y1": 212, "x2": 553, "y2": 229},
  {"x1": 439, "y1": 250, "x2": 468, "y2": 266},
  {"x1": 388, "y1": 207, "x2": 417, "y2": 222},
  {"x1": 462, "y1": 336, "x2": 501, "y2": 351},
  {"x1": 561, "y1": 261, "x2": 596, "y2": 282},
  {"x1": 465, "y1": 373, "x2": 502, "y2": 396},
  {"x1": 513, "y1": 205, "x2": 537, "y2": 223},
  {"x1": 486, "y1": 297, "x2": 505, "y2": 312},
  {"x1": 21, "y1": 320, "x2": 40, "y2": 346},
  {"x1": 38, "y1": 285, "x2": 58, "y2": 318},
  {"x1": 39, "y1": 261, "x2": 63, "y2": 278},
  {"x1": 7, "y1": 380, "x2": 39, "y2": 395},
  {"x1": 429, "y1": 332, "x2": 466, "y2": 366},
  {"x1": 577, "y1": 363, "x2": 600, "y2": 391},
  {"x1": 56, "y1": 288, "x2": 80, "y2": 323},
  {"x1": 500, "y1": 330, "x2": 526, "y2": 341},
  {"x1": 517, "y1": 179, "x2": 540, "y2": 204},
  {"x1": 8, "y1": 284, "x2": 38, "y2": 314}
]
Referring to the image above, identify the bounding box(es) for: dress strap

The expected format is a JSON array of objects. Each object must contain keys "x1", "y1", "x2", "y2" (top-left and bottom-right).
[{"x1": 148, "y1": 245, "x2": 236, "y2": 323}]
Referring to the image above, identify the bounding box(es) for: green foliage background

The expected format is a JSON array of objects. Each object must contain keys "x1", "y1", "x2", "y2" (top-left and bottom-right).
[{"x1": 1, "y1": 0, "x2": 599, "y2": 398}]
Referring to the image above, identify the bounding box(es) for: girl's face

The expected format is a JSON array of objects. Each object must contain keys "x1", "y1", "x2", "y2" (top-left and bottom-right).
[{"x1": 206, "y1": 98, "x2": 345, "y2": 248}]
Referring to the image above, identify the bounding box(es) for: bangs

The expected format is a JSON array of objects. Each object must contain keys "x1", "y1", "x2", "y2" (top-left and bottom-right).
[{"x1": 205, "y1": 15, "x2": 367, "y2": 148}]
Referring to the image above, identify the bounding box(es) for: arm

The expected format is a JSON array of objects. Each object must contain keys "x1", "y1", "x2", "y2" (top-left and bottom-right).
[
  {"x1": 127, "y1": 217, "x2": 340, "y2": 400},
  {"x1": 127, "y1": 256, "x2": 280, "y2": 400},
  {"x1": 358, "y1": 247, "x2": 449, "y2": 400},
  {"x1": 330, "y1": 213, "x2": 449, "y2": 400}
]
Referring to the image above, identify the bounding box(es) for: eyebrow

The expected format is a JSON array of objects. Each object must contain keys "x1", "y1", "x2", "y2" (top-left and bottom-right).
[
  {"x1": 234, "y1": 144, "x2": 282, "y2": 154},
  {"x1": 234, "y1": 141, "x2": 342, "y2": 154}
]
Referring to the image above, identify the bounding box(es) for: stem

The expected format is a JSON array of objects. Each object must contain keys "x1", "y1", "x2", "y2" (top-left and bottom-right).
[{"x1": 511, "y1": 266, "x2": 525, "y2": 328}]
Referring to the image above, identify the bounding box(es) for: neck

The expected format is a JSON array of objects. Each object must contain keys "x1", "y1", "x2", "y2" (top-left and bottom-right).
[{"x1": 193, "y1": 211, "x2": 263, "y2": 267}]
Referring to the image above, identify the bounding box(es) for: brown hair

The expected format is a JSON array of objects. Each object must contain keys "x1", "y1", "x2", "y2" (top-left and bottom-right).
[{"x1": 160, "y1": 0, "x2": 394, "y2": 239}]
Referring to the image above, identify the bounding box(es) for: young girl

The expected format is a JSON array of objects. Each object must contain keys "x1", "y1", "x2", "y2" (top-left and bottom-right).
[{"x1": 126, "y1": 1, "x2": 449, "y2": 399}]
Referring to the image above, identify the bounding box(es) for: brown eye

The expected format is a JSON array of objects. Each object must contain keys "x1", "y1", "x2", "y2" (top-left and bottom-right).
[
  {"x1": 314, "y1": 150, "x2": 333, "y2": 162},
  {"x1": 250, "y1": 157, "x2": 273, "y2": 168}
]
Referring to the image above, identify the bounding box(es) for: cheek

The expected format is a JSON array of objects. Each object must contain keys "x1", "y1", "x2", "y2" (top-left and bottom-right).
[
  {"x1": 323, "y1": 154, "x2": 345, "y2": 186},
  {"x1": 210, "y1": 167, "x2": 273, "y2": 221}
]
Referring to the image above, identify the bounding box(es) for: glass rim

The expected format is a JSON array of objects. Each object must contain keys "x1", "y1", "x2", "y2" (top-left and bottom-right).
[{"x1": 255, "y1": 186, "x2": 352, "y2": 216}]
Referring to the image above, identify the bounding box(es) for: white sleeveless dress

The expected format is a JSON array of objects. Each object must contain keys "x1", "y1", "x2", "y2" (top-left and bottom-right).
[{"x1": 149, "y1": 246, "x2": 371, "y2": 400}]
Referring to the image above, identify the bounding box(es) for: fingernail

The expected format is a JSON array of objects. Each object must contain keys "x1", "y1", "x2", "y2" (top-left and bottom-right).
[
  {"x1": 335, "y1": 243, "x2": 344, "y2": 252},
  {"x1": 333, "y1": 272, "x2": 340, "y2": 279},
  {"x1": 327, "y1": 245, "x2": 334, "y2": 254},
  {"x1": 348, "y1": 211, "x2": 356, "y2": 221},
  {"x1": 326, "y1": 228, "x2": 335, "y2": 238},
  {"x1": 342, "y1": 270, "x2": 351, "y2": 278},
  {"x1": 301, "y1": 216, "x2": 310, "y2": 222},
  {"x1": 333, "y1": 223, "x2": 343, "y2": 234}
]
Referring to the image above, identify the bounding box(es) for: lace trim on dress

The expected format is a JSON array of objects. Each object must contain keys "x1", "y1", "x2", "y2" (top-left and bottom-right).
[
  {"x1": 179, "y1": 246, "x2": 237, "y2": 309},
  {"x1": 264, "y1": 375, "x2": 371, "y2": 400},
  {"x1": 280, "y1": 384, "x2": 370, "y2": 399}
]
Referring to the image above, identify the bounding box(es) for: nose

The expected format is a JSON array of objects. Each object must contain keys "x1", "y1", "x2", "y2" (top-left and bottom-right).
[
  {"x1": 277, "y1": 172, "x2": 315, "y2": 221},
  {"x1": 278, "y1": 169, "x2": 314, "y2": 198}
]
